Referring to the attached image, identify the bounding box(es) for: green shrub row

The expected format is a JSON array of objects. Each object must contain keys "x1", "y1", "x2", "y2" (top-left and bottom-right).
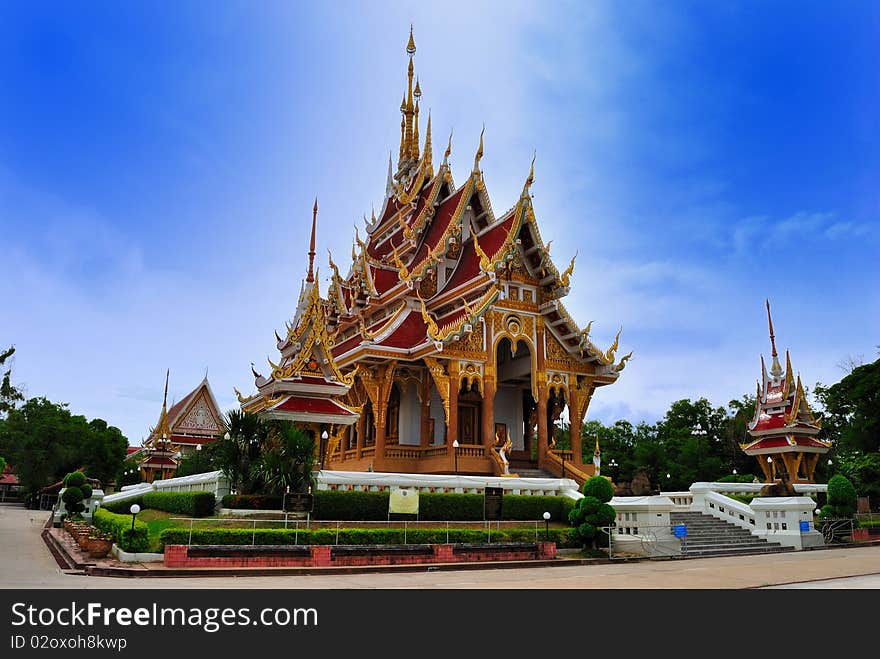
[
  {"x1": 101, "y1": 491, "x2": 215, "y2": 517},
  {"x1": 93, "y1": 508, "x2": 149, "y2": 553},
  {"x1": 159, "y1": 526, "x2": 574, "y2": 549},
  {"x1": 221, "y1": 490, "x2": 574, "y2": 522},
  {"x1": 221, "y1": 494, "x2": 284, "y2": 510}
]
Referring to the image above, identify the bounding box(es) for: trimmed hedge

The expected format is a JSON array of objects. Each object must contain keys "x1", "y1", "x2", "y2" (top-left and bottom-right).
[
  {"x1": 221, "y1": 490, "x2": 575, "y2": 522},
  {"x1": 101, "y1": 492, "x2": 215, "y2": 517},
  {"x1": 159, "y1": 526, "x2": 575, "y2": 549},
  {"x1": 93, "y1": 508, "x2": 149, "y2": 553},
  {"x1": 221, "y1": 494, "x2": 284, "y2": 510}
]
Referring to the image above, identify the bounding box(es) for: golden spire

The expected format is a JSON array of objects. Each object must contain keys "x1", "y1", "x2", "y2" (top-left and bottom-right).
[
  {"x1": 407, "y1": 24, "x2": 416, "y2": 56},
  {"x1": 424, "y1": 110, "x2": 433, "y2": 172},
  {"x1": 412, "y1": 99, "x2": 420, "y2": 161},
  {"x1": 473, "y1": 124, "x2": 485, "y2": 173},
  {"x1": 307, "y1": 197, "x2": 318, "y2": 283},
  {"x1": 766, "y1": 298, "x2": 782, "y2": 376}
]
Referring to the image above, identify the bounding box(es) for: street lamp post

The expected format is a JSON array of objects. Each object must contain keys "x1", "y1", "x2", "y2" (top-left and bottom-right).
[
  {"x1": 320, "y1": 430, "x2": 329, "y2": 470},
  {"x1": 452, "y1": 440, "x2": 459, "y2": 474},
  {"x1": 129, "y1": 503, "x2": 140, "y2": 534},
  {"x1": 542, "y1": 511, "x2": 551, "y2": 540}
]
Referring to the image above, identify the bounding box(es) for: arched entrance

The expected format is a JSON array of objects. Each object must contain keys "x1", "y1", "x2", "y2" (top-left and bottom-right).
[{"x1": 494, "y1": 337, "x2": 534, "y2": 467}]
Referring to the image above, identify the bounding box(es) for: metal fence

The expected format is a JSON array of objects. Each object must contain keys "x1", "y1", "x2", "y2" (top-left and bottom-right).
[
  {"x1": 169, "y1": 517, "x2": 551, "y2": 546},
  {"x1": 603, "y1": 524, "x2": 684, "y2": 560}
]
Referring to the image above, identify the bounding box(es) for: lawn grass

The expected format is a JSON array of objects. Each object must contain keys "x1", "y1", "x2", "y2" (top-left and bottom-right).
[{"x1": 137, "y1": 509, "x2": 179, "y2": 553}]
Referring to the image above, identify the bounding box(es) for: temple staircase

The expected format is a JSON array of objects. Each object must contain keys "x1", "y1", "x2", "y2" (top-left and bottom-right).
[{"x1": 670, "y1": 511, "x2": 792, "y2": 558}]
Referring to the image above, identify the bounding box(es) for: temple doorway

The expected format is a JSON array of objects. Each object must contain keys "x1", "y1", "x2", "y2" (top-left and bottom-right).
[{"x1": 494, "y1": 337, "x2": 534, "y2": 466}]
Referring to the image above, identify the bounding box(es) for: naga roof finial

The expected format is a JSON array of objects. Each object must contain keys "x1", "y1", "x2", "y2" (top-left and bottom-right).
[
  {"x1": 306, "y1": 197, "x2": 318, "y2": 283},
  {"x1": 473, "y1": 124, "x2": 485, "y2": 173},
  {"x1": 560, "y1": 250, "x2": 578, "y2": 287},
  {"x1": 442, "y1": 129, "x2": 453, "y2": 168},
  {"x1": 522, "y1": 151, "x2": 536, "y2": 197}
]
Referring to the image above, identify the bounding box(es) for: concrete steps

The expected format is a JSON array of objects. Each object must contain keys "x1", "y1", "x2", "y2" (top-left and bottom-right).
[{"x1": 671, "y1": 511, "x2": 791, "y2": 558}]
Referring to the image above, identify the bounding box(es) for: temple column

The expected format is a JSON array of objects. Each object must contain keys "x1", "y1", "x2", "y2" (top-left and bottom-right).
[
  {"x1": 419, "y1": 374, "x2": 431, "y2": 448},
  {"x1": 535, "y1": 317, "x2": 549, "y2": 465},
  {"x1": 569, "y1": 399, "x2": 583, "y2": 466},
  {"x1": 355, "y1": 412, "x2": 365, "y2": 458},
  {"x1": 481, "y1": 364, "x2": 496, "y2": 449},
  {"x1": 447, "y1": 374, "x2": 459, "y2": 446},
  {"x1": 537, "y1": 385, "x2": 549, "y2": 465}
]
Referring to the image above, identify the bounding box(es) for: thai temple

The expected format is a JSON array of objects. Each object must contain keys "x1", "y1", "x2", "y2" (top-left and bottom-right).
[
  {"x1": 237, "y1": 29, "x2": 631, "y2": 484},
  {"x1": 740, "y1": 300, "x2": 829, "y2": 483},
  {"x1": 137, "y1": 371, "x2": 225, "y2": 482}
]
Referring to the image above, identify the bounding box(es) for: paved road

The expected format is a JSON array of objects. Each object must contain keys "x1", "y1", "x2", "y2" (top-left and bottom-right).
[{"x1": 2, "y1": 506, "x2": 878, "y2": 589}]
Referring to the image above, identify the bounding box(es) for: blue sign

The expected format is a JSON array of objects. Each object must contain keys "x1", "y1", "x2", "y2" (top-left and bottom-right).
[
  {"x1": 673, "y1": 524, "x2": 687, "y2": 538},
  {"x1": 799, "y1": 520, "x2": 811, "y2": 533}
]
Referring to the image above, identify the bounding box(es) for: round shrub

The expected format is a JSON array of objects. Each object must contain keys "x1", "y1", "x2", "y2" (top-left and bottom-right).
[
  {"x1": 80, "y1": 483, "x2": 93, "y2": 500},
  {"x1": 61, "y1": 486, "x2": 85, "y2": 515},
  {"x1": 820, "y1": 474, "x2": 858, "y2": 519},
  {"x1": 64, "y1": 471, "x2": 86, "y2": 488},
  {"x1": 582, "y1": 476, "x2": 614, "y2": 502}
]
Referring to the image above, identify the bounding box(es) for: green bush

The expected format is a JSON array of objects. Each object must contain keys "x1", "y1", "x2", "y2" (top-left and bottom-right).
[
  {"x1": 221, "y1": 494, "x2": 284, "y2": 510},
  {"x1": 64, "y1": 471, "x2": 86, "y2": 488},
  {"x1": 93, "y1": 508, "x2": 149, "y2": 553},
  {"x1": 822, "y1": 474, "x2": 858, "y2": 518},
  {"x1": 101, "y1": 492, "x2": 214, "y2": 517},
  {"x1": 100, "y1": 496, "x2": 143, "y2": 515},
  {"x1": 568, "y1": 476, "x2": 616, "y2": 548},
  {"x1": 80, "y1": 483, "x2": 93, "y2": 500},
  {"x1": 142, "y1": 491, "x2": 215, "y2": 517},
  {"x1": 313, "y1": 490, "x2": 391, "y2": 520},
  {"x1": 61, "y1": 486, "x2": 86, "y2": 515},
  {"x1": 159, "y1": 526, "x2": 575, "y2": 549}
]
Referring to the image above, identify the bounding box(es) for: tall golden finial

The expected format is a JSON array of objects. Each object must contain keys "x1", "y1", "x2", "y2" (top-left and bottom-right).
[
  {"x1": 412, "y1": 99, "x2": 420, "y2": 161},
  {"x1": 442, "y1": 129, "x2": 453, "y2": 168},
  {"x1": 473, "y1": 124, "x2": 485, "y2": 172},
  {"x1": 406, "y1": 24, "x2": 416, "y2": 56},
  {"x1": 424, "y1": 110, "x2": 433, "y2": 171},
  {"x1": 307, "y1": 197, "x2": 318, "y2": 283},
  {"x1": 766, "y1": 298, "x2": 782, "y2": 376},
  {"x1": 162, "y1": 368, "x2": 169, "y2": 416},
  {"x1": 594, "y1": 435, "x2": 601, "y2": 457}
]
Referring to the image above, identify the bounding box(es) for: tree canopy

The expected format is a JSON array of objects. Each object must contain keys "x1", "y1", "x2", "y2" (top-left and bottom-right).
[{"x1": 0, "y1": 397, "x2": 128, "y2": 496}]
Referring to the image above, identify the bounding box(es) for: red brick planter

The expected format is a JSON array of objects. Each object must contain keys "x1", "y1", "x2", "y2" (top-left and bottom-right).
[{"x1": 164, "y1": 542, "x2": 557, "y2": 569}]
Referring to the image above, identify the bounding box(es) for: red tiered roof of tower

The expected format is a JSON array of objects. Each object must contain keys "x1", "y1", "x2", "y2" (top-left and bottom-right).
[
  {"x1": 237, "y1": 200, "x2": 359, "y2": 426},
  {"x1": 741, "y1": 300, "x2": 828, "y2": 457}
]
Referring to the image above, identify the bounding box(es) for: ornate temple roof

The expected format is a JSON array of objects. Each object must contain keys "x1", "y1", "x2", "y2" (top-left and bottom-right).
[
  {"x1": 319, "y1": 30, "x2": 631, "y2": 378},
  {"x1": 742, "y1": 300, "x2": 828, "y2": 455},
  {"x1": 238, "y1": 200, "x2": 360, "y2": 426}
]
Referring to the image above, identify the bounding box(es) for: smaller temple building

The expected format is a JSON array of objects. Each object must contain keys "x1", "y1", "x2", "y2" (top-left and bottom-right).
[
  {"x1": 740, "y1": 300, "x2": 829, "y2": 483},
  {"x1": 138, "y1": 371, "x2": 226, "y2": 482}
]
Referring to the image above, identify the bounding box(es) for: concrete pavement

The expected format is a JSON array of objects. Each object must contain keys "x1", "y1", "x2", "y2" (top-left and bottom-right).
[{"x1": 2, "y1": 505, "x2": 878, "y2": 589}]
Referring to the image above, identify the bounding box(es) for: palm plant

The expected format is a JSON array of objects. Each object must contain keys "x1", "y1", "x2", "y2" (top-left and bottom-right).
[
  {"x1": 215, "y1": 409, "x2": 266, "y2": 494},
  {"x1": 258, "y1": 422, "x2": 316, "y2": 495}
]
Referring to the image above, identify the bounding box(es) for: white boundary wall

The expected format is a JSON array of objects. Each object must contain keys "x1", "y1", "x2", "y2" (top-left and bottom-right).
[
  {"x1": 100, "y1": 471, "x2": 230, "y2": 511},
  {"x1": 316, "y1": 470, "x2": 583, "y2": 499}
]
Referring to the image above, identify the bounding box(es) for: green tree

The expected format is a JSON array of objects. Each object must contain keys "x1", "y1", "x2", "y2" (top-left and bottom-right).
[
  {"x1": 0, "y1": 397, "x2": 128, "y2": 500},
  {"x1": 568, "y1": 476, "x2": 616, "y2": 549},
  {"x1": 0, "y1": 346, "x2": 24, "y2": 417},
  {"x1": 815, "y1": 358, "x2": 880, "y2": 454},
  {"x1": 820, "y1": 474, "x2": 858, "y2": 518},
  {"x1": 259, "y1": 423, "x2": 316, "y2": 495},
  {"x1": 174, "y1": 444, "x2": 218, "y2": 478},
  {"x1": 213, "y1": 409, "x2": 267, "y2": 494},
  {"x1": 0, "y1": 455, "x2": 6, "y2": 475}
]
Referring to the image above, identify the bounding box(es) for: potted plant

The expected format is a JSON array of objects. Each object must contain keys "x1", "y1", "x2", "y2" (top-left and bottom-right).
[{"x1": 86, "y1": 533, "x2": 114, "y2": 558}]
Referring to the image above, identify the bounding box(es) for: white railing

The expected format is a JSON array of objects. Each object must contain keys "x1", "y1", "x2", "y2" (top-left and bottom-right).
[
  {"x1": 659, "y1": 491, "x2": 693, "y2": 508},
  {"x1": 100, "y1": 470, "x2": 230, "y2": 511},
  {"x1": 316, "y1": 470, "x2": 582, "y2": 498},
  {"x1": 689, "y1": 483, "x2": 824, "y2": 550}
]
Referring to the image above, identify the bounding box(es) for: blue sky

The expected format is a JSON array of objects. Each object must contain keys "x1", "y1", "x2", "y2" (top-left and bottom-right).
[{"x1": 2, "y1": 1, "x2": 878, "y2": 444}]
